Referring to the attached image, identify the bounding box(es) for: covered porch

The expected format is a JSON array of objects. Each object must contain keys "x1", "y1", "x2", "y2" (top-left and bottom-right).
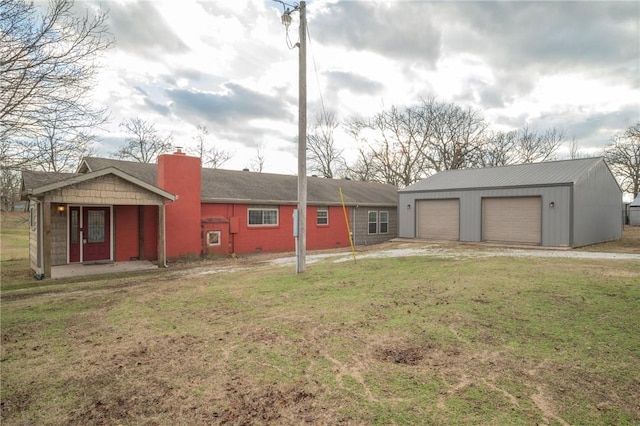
[
  {"x1": 51, "y1": 260, "x2": 158, "y2": 279},
  {"x1": 22, "y1": 167, "x2": 176, "y2": 279}
]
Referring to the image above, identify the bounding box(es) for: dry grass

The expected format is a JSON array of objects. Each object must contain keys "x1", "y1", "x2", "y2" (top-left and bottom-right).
[
  {"x1": 0, "y1": 212, "x2": 29, "y2": 262},
  {"x1": 2, "y1": 212, "x2": 640, "y2": 425},
  {"x1": 1, "y1": 254, "x2": 639, "y2": 425}
]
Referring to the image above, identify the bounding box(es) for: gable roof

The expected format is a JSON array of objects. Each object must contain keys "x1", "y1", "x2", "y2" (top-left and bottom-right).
[
  {"x1": 631, "y1": 194, "x2": 640, "y2": 207},
  {"x1": 399, "y1": 157, "x2": 608, "y2": 193},
  {"x1": 22, "y1": 167, "x2": 176, "y2": 200},
  {"x1": 79, "y1": 157, "x2": 398, "y2": 206},
  {"x1": 22, "y1": 171, "x2": 78, "y2": 192}
]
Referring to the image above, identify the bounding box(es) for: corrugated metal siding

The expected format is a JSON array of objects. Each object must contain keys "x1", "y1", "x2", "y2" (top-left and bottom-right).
[
  {"x1": 572, "y1": 161, "x2": 622, "y2": 246},
  {"x1": 400, "y1": 158, "x2": 602, "y2": 193},
  {"x1": 400, "y1": 186, "x2": 572, "y2": 246},
  {"x1": 630, "y1": 207, "x2": 640, "y2": 226}
]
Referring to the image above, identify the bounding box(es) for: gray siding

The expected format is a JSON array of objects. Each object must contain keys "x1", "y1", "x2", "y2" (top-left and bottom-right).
[
  {"x1": 630, "y1": 207, "x2": 640, "y2": 226},
  {"x1": 400, "y1": 186, "x2": 572, "y2": 246},
  {"x1": 50, "y1": 205, "x2": 67, "y2": 265},
  {"x1": 351, "y1": 206, "x2": 398, "y2": 246},
  {"x1": 572, "y1": 162, "x2": 622, "y2": 246},
  {"x1": 29, "y1": 202, "x2": 41, "y2": 274}
]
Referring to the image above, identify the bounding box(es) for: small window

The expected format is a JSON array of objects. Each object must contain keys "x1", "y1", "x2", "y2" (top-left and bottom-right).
[
  {"x1": 317, "y1": 207, "x2": 328, "y2": 225},
  {"x1": 368, "y1": 211, "x2": 378, "y2": 234},
  {"x1": 207, "y1": 231, "x2": 221, "y2": 246},
  {"x1": 248, "y1": 207, "x2": 279, "y2": 226},
  {"x1": 87, "y1": 210, "x2": 105, "y2": 243},
  {"x1": 379, "y1": 211, "x2": 389, "y2": 234},
  {"x1": 71, "y1": 210, "x2": 79, "y2": 244},
  {"x1": 29, "y1": 204, "x2": 36, "y2": 230}
]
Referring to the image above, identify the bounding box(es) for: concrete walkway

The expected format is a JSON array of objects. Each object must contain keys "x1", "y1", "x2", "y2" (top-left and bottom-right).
[{"x1": 51, "y1": 261, "x2": 157, "y2": 279}]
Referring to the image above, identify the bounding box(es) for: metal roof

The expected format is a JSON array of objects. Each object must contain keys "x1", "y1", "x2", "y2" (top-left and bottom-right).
[
  {"x1": 74, "y1": 157, "x2": 398, "y2": 206},
  {"x1": 399, "y1": 157, "x2": 606, "y2": 193}
]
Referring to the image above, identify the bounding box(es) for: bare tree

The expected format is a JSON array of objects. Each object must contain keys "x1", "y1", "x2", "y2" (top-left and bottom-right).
[
  {"x1": 1, "y1": 0, "x2": 112, "y2": 168},
  {"x1": 568, "y1": 138, "x2": 587, "y2": 160},
  {"x1": 476, "y1": 130, "x2": 517, "y2": 167},
  {"x1": 513, "y1": 125, "x2": 563, "y2": 163},
  {"x1": 0, "y1": 168, "x2": 22, "y2": 211},
  {"x1": 343, "y1": 146, "x2": 380, "y2": 182},
  {"x1": 113, "y1": 118, "x2": 173, "y2": 163},
  {"x1": 422, "y1": 100, "x2": 487, "y2": 172},
  {"x1": 249, "y1": 143, "x2": 266, "y2": 172},
  {"x1": 191, "y1": 124, "x2": 232, "y2": 168},
  {"x1": 604, "y1": 122, "x2": 640, "y2": 197},
  {"x1": 345, "y1": 97, "x2": 487, "y2": 187},
  {"x1": 345, "y1": 104, "x2": 431, "y2": 187},
  {"x1": 477, "y1": 126, "x2": 564, "y2": 167},
  {"x1": 28, "y1": 104, "x2": 97, "y2": 172},
  {"x1": 307, "y1": 112, "x2": 343, "y2": 178}
]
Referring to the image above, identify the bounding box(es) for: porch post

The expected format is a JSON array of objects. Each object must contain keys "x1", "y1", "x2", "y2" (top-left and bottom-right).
[
  {"x1": 43, "y1": 201, "x2": 52, "y2": 278},
  {"x1": 158, "y1": 204, "x2": 166, "y2": 267}
]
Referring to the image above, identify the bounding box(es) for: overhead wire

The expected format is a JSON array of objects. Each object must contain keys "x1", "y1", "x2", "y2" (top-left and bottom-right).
[{"x1": 305, "y1": 18, "x2": 328, "y2": 120}]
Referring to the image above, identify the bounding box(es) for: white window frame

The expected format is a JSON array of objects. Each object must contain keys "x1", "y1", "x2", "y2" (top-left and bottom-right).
[
  {"x1": 317, "y1": 207, "x2": 329, "y2": 225},
  {"x1": 379, "y1": 211, "x2": 389, "y2": 234},
  {"x1": 248, "y1": 207, "x2": 279, "y2": 227},
  {"x1": 368, "y1": 211, "x2": 378, "y2": 234},
  {"x1": 207, "y1": 231, "x2": 221, "y2": 246}
]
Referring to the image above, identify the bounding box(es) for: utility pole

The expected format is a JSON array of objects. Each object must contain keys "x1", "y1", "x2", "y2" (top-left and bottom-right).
[
  {"x1": 275, "y1": 0, "x2": 307, "y2": 273},
  {"x1": 297, "y1": 1, "x2": 307, "y2": 274}
]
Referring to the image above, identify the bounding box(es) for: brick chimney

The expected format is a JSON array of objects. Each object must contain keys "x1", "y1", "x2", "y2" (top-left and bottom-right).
[{"x1": 157, "y1": 150, "x2": 201, "y2": 258}]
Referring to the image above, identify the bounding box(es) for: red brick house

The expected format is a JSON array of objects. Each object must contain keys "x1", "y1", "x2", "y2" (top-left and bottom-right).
[{"x1": 21, "y1": 151, "x2": 398, "y2": 278}]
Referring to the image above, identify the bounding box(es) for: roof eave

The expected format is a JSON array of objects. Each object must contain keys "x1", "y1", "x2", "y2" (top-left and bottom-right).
[
  {"x1": 399, "y1": 182, "x2": 574, "y2": 194},
  {"x1": 30, "y1": 167, "x2": 176, "y2": 201}
]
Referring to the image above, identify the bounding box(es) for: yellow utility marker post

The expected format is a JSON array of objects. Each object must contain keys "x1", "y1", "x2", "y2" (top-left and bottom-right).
[{"x1": 339, "y1": 187, "x2": 357, "y2": 263}]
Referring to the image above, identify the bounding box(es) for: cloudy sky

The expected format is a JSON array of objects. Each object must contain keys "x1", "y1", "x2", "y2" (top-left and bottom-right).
[{"x1": 74, "y1": 0, "x2": 639, "y2": 175}]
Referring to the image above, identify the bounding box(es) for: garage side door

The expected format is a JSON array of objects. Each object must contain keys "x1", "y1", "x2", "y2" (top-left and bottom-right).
[
  {"x1": 482, "y1": 197, "x2": 541, "y2": 244},
  {"x1": 416, "y1": 199, "x2": 459, "y2": 240}
]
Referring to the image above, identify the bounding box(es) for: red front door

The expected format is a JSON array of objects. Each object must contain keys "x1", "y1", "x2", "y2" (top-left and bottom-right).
[
  {"x1": 69, "y1": 207, "x2": 81, "y2": 262},
  {"x1": 82, "y1": 207, "x2": 111, "y2": 262}
]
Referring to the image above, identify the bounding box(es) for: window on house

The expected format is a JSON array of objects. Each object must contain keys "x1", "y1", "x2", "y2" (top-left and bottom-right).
[
  {"x1": 248, "y1": 207, "x2": 279, "y2": 226},
  {"x1": 71, "y1": 209, "x2": 79, "y2": 244},
  {"x1": 317, "y1": 207, "x2": 328, "y2": 225},
  {"x1": 379, "y1": 211, "x2": 389, "y2": 234},
  {"x1": 207, "y1": 231, "x2": 221, "y2": 246},
  {"x1": 87, "y1": 210, "x2": 105, "y2": 243},
  {"x1": 368, "y1": 211, "x2": 378, "y2": 234},
  {"x1": 29, "y1": 204, "x2": 36, "y2": 230}
]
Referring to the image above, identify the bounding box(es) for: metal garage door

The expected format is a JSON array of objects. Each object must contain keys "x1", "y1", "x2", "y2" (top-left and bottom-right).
[
  {"x1": 482, "y1": 197, "x2": 541, "y2": 244},
  {"x1": 416, "y1": 199, "x2": 459, "y2": 240}
]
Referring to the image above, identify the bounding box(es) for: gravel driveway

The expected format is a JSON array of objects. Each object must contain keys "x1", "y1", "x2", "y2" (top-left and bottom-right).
[{"x1": 270, "y1": 243, "x2": 640, "y2": 267}]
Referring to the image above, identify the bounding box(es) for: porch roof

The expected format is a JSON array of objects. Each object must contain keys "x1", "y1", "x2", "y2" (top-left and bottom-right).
[{"x1": 22, "y1": 167, "x2": 176, "y2": 201}]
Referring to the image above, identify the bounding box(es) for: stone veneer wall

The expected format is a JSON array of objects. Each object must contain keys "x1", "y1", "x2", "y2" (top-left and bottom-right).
[
  {"x1": 50, "y1": 204, "x2": 67, "y2": 265},
  {"x1": 43, "y1": 175, "x2": 166, "y2": 206}
]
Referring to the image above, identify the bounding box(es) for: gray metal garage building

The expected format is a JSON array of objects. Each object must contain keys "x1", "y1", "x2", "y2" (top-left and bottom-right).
[{"x1": 398, "y1": 157, "x2": 622, "y2": 247}]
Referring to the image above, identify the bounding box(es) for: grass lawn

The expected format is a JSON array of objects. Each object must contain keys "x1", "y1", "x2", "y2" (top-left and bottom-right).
[{"x1": 1, "y1": 212, "x2": 639, "y2": 425}]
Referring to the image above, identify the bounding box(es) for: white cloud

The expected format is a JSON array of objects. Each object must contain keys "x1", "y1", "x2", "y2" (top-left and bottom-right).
[{"x1": 75, "y1": 0, "x2": 640, "y2": 173}]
